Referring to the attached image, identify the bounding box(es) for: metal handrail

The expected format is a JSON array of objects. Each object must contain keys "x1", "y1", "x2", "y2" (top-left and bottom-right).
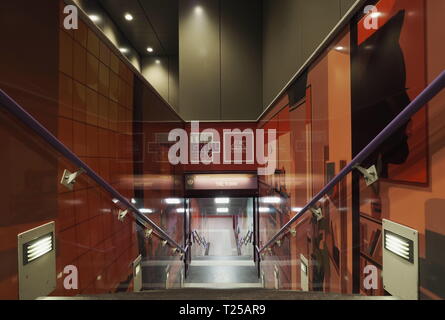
[
  {"x1": 0, "y1": 89, "x2": 186, "y2": 254},
  {"x1": 258, "y1": 70, "x2": 445, "y2": 254}
]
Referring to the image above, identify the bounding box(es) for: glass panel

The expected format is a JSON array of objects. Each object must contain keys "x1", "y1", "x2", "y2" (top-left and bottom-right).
[{"x1": 259, "y1": 175, "x2": 353, "y2": 293}]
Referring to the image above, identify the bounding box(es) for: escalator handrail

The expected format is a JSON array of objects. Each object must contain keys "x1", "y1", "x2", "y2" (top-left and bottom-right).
[
  {"x1": 258, "y1": 70, "x2": 445, "y2": 254},
  {"x1": 0, "y1": 88, "x2": 186, "y2": 253}
]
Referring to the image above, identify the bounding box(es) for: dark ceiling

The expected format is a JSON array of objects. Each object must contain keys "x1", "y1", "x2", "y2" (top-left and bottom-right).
[{"x1": 97, "y1": 0, "x2": 179, "y2": 57}]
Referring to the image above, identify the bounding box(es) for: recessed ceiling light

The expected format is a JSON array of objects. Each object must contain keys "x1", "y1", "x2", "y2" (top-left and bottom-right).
[
  {"x1": 124, "y1": 13, "x2": 134, "y2": 21},
  {"x1": 165, "y1": 198, "x2": 181, "y2": 204},
  {"x1": 119, "y1": 48, "x2": 129, "y2": 53},
  {"x1": 215, "y1": 198, "x2": 230, "y2": 204},
  {"x1": 262, "y1": 197, "x2": 281, "y2": 204},
  {"x1": 89, "y1": 15, "x2": 100, "y2": 22},
  {"x1": 147, "y1": 47, "x2": 154, "y2": 53}
]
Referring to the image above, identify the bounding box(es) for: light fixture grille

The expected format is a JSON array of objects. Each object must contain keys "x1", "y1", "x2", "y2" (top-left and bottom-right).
[
  {"x1": 23, "y1": 232, "x2": 54, "y2": 265},
  {"x1": 384, "y1": 230, "x2": 414, "y2": 263}
]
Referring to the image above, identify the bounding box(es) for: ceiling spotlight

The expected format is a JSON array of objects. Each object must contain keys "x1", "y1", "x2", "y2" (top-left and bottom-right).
[
  {"x1": 119, "y1": 48, "x2": 129, "y2": 54},
  {"x1": 147, "y1": 47, "x2": 154, "y2": 53},
  {"x1": 131, "y1": 198, "x2": 137, "y2": 204},
  {"x1": 217, "y1": 208, "x2": 229, "y2": 213},
  {"x1": 89, "y1": 15, "x2": 100, "y2": 22},
  {"x1": 124, "y1": 13, "x2": 134, "y2": 21},
  {"x1": 335, "y1": 46, "x2": 345, "y2": 51},
  {"x1": 262, "y1": 197, "x2": 281, "y2": 204},
  {"x1": 215, "y1": 198, "x2": 230, "y2": 204},
  {"x1": 165, "y1": 198, "x2": 181, "y2": 205}
]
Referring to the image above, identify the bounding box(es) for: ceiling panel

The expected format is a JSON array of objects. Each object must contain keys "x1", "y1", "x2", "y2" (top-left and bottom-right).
[{"x1": 98, "y1": 0, "x2": 178, "y2": 57}]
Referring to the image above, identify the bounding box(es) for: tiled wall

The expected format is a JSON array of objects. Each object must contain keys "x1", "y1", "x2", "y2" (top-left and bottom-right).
[{"x1": 55, "y1": 1, "x2": 138, "y2": 295}]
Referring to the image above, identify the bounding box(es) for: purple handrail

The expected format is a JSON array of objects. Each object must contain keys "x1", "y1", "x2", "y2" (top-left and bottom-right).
[
  {"x1": 0, "y1": 89, "x2": 185, "y2": 253},
  {"x1": 259, "y1": 70, "x2": 445, "y2": 253}
]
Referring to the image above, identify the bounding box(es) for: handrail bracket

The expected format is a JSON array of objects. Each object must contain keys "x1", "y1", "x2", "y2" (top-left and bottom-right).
[
  {"x1": 145, "y1": 229, "x2": 153, "y2": 239},
  {"x1": 60, "y1": 168, "x2": 85, "y2": 190},
  {"x1": 310, "y1": 207, "x2": 323, "y2": 222},
  {"x1": 118, "y1": 209, "x2": 129, "y2": 222},
  {"x1": 354, "y1": 164, "x2": 379, "y2": 186}
]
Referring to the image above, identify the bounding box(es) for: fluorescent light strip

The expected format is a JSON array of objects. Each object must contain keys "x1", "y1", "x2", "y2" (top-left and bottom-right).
[
  {"x1": 384, "y1": 231, "x2": 413, "y2": 262},
  {"x1": 217, "y1": 208, "x2": 229, "y2": 213},
  {"x1": 24, "y1": 234, "x2": 53, "y2": 264}
]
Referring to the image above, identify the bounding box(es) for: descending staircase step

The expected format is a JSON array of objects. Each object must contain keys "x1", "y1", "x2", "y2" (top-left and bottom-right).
[{"x1": 42, "y1": 288, "x2": 397, "y2": 300}]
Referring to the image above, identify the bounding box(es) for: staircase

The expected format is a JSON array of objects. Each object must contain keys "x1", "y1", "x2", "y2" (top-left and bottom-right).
[{"x1": 41, "y1": 288, "x2": 397, "y2": 300}]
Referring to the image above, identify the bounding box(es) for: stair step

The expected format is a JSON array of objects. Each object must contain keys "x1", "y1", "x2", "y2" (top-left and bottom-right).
[{"x1": 43, "y1": 289, "x2": 398, "y2": 300}]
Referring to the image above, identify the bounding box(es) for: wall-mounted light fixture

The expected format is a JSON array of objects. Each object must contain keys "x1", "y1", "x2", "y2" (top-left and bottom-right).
[
  {"x1": 133, "y1": 255, "x2": 142, "y2": 292},
  {"x1": 382, "y1": 219, "x2": 418, "y2": 300},
  {"x1": 18, "y1": 222, "x2": 56, "y2": 300},
  {"x1": 300, "y1": 254, "x2": 309, "y2": 292}
]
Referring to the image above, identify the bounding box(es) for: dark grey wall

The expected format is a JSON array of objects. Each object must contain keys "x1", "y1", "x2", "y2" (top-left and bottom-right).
[
  {"x1": 262, "y1": 0, "x2": 358, "y2": 110},
  {"x1": 179, "y1": 0, "x2": 262, "y2": 121},
  {"x1": 141, "y1": 56, "x2": 179, "y2": 110}
]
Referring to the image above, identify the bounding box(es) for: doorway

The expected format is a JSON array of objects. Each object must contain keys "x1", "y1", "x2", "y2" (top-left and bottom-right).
[{"x1": 184, "y1": 197, "x2": 261, "y2": 288}]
